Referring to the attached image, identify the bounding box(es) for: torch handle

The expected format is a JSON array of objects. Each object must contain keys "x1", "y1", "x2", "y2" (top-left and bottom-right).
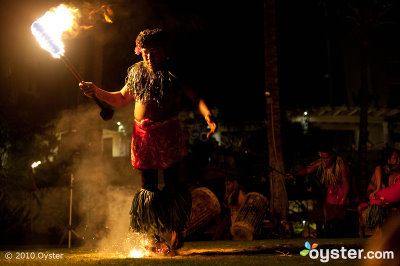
[
  {"x1": 60, "y1": 56, "x2": 84, "y2": 83},
  {"x1": 60, "y1": 55, "x2": 104, "y2": 106},
  {"x1": 60, "y1": 55, "x2": 114, "y2": 120}
]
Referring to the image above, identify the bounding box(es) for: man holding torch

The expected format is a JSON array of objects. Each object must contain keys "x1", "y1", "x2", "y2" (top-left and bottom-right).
[{"x1": 79, "y1": 28, "x2": 216, "y2": 251}]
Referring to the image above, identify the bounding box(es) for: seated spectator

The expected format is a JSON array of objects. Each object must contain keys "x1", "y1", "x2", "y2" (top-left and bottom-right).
[
  {"x1": 223, "y1": 176, "x2": 247, "y2": 225},
  {"x1": 367, "y1": 148, "x2": 400, "y2": 200},
  {"x1": 365, "y1": 171, "x2": 400, "y2": 232},
  {"x1": 213, "y1": 176, "x2": 246, "y2": 240},
  {"x1": 358, "y1": 148, "x2": 400, "y2": 237}
]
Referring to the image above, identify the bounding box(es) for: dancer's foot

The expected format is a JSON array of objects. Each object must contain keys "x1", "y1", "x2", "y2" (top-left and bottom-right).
[
  {"x1": 145, "y1": 235, "x2": 170, "y2": 254},
  {"x1": 171, "y1": 231, "x2": 184, "y2": 250}
]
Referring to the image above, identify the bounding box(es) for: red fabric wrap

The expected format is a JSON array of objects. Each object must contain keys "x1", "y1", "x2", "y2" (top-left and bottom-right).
[
  {"x1": 326, "y1": 184, "x2": 349, "y2": 205},
  {"x1": 131, "y1": 116, "x2": 187, "y2": 170},
  {"x1": 370, "y1": 178, "x2": 400, "y2": 206}
]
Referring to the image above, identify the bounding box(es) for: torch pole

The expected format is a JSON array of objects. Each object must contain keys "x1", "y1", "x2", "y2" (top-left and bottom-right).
[
  {"x1": 60, "y1": 55, "x2": 84, "y2": 83},
  {"x1": 59, "y1": 55, "x2": 114, "y2": 120}
]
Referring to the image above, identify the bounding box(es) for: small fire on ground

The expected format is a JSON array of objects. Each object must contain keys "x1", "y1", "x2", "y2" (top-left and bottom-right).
[
  {"x1": 125, "y1": 233, "x2": 152, "y2": 258},
  {"x1": 128, "y1": 248, "x2": 146, "y2": 258}
]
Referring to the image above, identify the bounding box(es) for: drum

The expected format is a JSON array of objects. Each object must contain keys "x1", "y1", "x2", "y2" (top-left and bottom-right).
[
  {"x1": 231, "y1": 192, "x2": 268, "y2": 240},
  {"x1": 184, "y1": 187, "x2": 221, "y2": 237}
]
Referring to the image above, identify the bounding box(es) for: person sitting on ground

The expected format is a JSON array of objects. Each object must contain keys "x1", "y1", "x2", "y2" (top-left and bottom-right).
[
  {"x1": 213, "y1": 176, "x2": 246, "y2": 240},
  {"x1": 358, "y1": 148, "x2": 400, "y2": 237},
  {"x1": 365, "y1": 169, "x2": 400, "y2": 233},
  {"x1": 367, "y1": 148, "x2": 400, "y2": 200},
  {"x1": 223, "y1": 176, "x2": 247, "y2": 226}
]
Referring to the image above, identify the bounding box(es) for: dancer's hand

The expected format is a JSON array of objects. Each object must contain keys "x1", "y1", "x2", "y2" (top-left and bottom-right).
[
  {"x1": 369, "y1": 192, "x2": 376, "y2": 200},
  {"x1": 79, "y1": 81, "x2": 98, "y2": 98}
]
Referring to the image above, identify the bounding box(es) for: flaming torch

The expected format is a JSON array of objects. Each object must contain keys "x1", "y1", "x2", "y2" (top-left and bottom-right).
[{"x1": 31, "y1": 4, "x2": 113, "y2": 120}]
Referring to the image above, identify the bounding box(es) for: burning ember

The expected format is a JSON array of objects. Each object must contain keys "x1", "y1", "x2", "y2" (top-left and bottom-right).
[{"x1": 31, "y1": 4, "x2": 77, "y2": 58}]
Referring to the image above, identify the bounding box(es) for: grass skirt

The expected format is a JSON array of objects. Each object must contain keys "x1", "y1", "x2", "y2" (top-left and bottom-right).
[
  {"x1": 130, "y1": 189, "x2": 167, "y2": 235},
  {"x1": 365, "y1": 204, "x2": 386, "y2": 229},
  {"x1": 130, "y1": 187, "x2": 192, "y2": 235}
]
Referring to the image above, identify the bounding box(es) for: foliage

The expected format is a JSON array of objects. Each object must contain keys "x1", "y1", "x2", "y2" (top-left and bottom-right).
[{"x1": 0, "y1": 188, "x2": 31, "y2": 244}]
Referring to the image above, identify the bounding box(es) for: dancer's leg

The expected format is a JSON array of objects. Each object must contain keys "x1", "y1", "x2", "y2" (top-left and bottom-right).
[{"x1": 163, "y1": 163, "x2": 191, "y2": 250}]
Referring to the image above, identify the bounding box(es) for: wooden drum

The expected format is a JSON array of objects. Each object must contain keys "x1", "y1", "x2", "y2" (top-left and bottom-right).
[
  {"x1": 184, "y1": 187, "x2": 221, "y2": 237},
  {"x1": 231, "y1": 192, "x2": 268, "y2": 240}
]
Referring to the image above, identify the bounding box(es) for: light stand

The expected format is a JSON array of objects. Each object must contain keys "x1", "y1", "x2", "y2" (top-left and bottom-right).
[
  {"x1": 59, "y1": 173, "x2": 82, "y2": 248},
  {"x1": 30, "y1": 161, "x2": 40, "y2": 232}
]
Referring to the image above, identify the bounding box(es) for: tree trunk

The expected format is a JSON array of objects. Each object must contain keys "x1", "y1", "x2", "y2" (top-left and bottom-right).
[
  {"x1": 358, "y1": 26, "x2": 369, "y2": 199},
  {"x1": 263, "y1": 0, "x2": 288, "y2": 222}
]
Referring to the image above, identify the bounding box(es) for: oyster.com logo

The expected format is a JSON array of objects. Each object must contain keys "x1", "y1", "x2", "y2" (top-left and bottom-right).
[{"x1": 300, "y1": 241, "x2": 318, "y2": 256}]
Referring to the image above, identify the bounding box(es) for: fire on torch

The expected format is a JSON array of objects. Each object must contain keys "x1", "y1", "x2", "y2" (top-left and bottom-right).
[{"x1": 31, "y1": 4, "x2": 114, "y2": 120}]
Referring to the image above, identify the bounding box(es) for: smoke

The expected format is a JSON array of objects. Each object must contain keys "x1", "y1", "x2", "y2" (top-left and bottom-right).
[
  {"x1": 73, "y1": 1, "x2": 114, "y2": 29},
  {"x1": 48, "y1": 103, "x2": 143, "y2": 253}
]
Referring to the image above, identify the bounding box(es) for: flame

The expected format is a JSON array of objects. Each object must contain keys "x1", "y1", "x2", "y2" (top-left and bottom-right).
[
  {"x1": 103, "y1": 5, "x2": 113, "y2": 23},
  {"x1": 81, "y1": 25, "x2": 94, "y2": 30},
  {"x1": 31, "y1": 4, "x2": 78, "y2": 58},
  {"x1": 85, "y1": 3, "x2": 113, "y2": 25},
  {"x1": 128, "y1": 249, "x2": 145, "y2": 258},
  {"x1": 126, "y1": 237, "x2": 152, "y2": 258}
]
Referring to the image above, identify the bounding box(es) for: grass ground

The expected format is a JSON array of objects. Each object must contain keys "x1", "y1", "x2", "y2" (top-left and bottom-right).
[{"x1": 0, "y1": 238, "x2": 369, "y2": 265}]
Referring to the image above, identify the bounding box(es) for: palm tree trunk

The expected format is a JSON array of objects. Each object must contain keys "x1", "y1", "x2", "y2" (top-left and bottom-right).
[
  {"x1": 264, "y1": 0, "x2": 288, "y2": 222},
  {"x1": 358, "y1": 26, "x2": 369, "y2": 197}
]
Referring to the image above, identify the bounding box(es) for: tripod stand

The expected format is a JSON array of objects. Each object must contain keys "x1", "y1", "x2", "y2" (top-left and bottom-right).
[{"x1": 59, "y1": 173, "x2": 82, "y2": 248}]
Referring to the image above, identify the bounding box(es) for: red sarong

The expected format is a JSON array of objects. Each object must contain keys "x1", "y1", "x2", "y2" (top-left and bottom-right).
[
  {"x1": 131, "y1": 116, "x2": 187, "y2": 170},
  {"x1": 326, "y1": 184, "x2": 349, "y2": 205},
  {"x1": 370, "y1": 177, "x2": 400, "y2": 206}
]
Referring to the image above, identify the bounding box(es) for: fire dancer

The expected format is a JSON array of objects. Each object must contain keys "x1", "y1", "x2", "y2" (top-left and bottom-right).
[{"x1": 79, "y1": 28, "x2": 216, "y2": 251}]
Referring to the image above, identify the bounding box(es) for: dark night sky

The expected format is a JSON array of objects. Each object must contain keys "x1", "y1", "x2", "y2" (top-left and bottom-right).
[
  {"x1": 0, "y1": 0, "x2": 268, "y2": 124},
  {"x1": 1, "y1": 0, "x2": 400, "y2": 127},
  {"x1": 97, "y1": 0, "x2": 267, "y2": 121}
]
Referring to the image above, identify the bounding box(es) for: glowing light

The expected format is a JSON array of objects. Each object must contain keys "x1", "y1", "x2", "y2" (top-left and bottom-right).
[
  {"x1": 31, "y1": 161, "x2": 41, "y2": 169},
  {"x1": 117, "y1": 121, "x2": 121, "y2": 125},
  {"x1": 303, "y1": 111, "x2": 308, "y2": 116},
  {"x1": 31, "y1": 4, "x2": 78, "y2": 58},
  {"x1": 128, "y1": 249, "x2": 144, "y2": 258},
  {"x1": 124, "y1": 233, "x2": 152, "y2": 258}
]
